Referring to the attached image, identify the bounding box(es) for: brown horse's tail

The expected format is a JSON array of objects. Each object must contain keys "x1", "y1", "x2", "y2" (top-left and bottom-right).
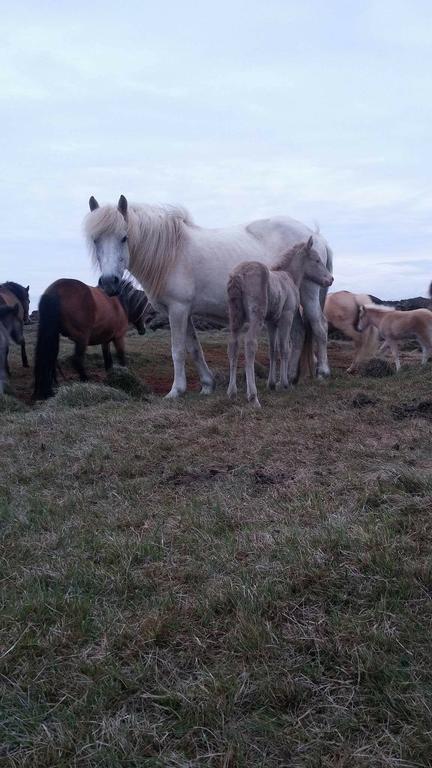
[
  {"x1": 33, "y1": 292, "x2": 60, "y2": 399},
  {"x1": 298, "y1": 319, "x2": 315, "y2": 379},
  {"x1": 227, "y1": 273, "x2": 246, "y2": 334}
]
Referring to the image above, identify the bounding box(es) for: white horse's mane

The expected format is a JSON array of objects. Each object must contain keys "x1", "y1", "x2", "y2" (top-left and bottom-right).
[{"x1": 85, "y1": 203, "x2": 194, "y2": 297}]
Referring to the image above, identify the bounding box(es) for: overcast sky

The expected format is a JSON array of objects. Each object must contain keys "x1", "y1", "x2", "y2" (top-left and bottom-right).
[{"x1": 1, "y1": 0, "x2": 431, "y2": 306}]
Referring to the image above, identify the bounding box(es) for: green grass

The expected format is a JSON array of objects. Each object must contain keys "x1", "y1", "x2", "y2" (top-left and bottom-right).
[{"x1": 1, "y1": 330, "x2": 432, "y2": 766}]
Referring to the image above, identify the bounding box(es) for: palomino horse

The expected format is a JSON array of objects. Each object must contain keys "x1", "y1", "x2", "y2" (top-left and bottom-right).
[
  {"x1": 85, "y1": 196, "x2": 333, "y2": 398},
  {"x1": 0, "y1": 282, "x2": 30, "y2": 369},
  {"x1": 0, "y1": 305, "x2": 23, "y2": 394},
  {"x1": 33, "y1": 279, "x2": 148, "y2": 399},
  {"x1": 227, "y1": 237, "x2": 333, "y2": 407},
  {"x1": 357, "y1": 304, "x2": 432, "y2": 371},
  {"x1": 324, "y1": 291, "x2": 381, "y2": 373}
]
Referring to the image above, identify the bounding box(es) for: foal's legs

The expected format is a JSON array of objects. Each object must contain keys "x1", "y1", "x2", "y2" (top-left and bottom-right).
[
  {"x1": 166, "y1": 303, "x2": 189, "y2": 398},
  {"x1": 186, "y1": 318, "x2": 215, "y2": 394},
  {"x1": 21, "y1": 339, "x2": 29, "y2": 368},
  {"x1": 227, "y1": 331, "x2": 240, "y2": 399},
  {"x1": 418, "y1": 333, "x2": 432, "y2": 365},
  {"x1": 388, "y1": 339, "x2": 401, "y2": 371},
  {"x1": 266, "y1": 322, "x2": 278, "y2": 390},
  {"x1": 277, "y1": 309, "x2": 295, "y2": 389},
  {"x1": 102, "y1": 342, "x2": 113, "y2": 371},
  {"x1": 244, "y1": 321, "x2": 261, "y2": 408},
  {"x1": 71, "y1": 340, "x2": 88, "y2": 381}
]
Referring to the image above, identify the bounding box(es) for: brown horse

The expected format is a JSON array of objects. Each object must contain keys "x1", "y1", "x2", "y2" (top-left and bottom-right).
[
  {"x1": 0, "y1": 282, "x2": 30, "y2": 369},
  {"x1": 33, "y1": 279, "x2": 148, "y2": 399}
]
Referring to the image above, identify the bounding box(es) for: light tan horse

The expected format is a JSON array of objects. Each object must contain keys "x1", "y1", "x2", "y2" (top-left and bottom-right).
[
  {"x1": 226, "y1": 237, "x2": 333, "y2": 407},
  {"x1": 357, "y1": 304, "x2": 432, "y2": 371},
  {"x1": 324, "y1": 290, "x2": 380, "y2": 372}
]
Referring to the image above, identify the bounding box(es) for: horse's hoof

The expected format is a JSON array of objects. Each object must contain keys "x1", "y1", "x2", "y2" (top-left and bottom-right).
[
  {"x1": 200, "y1": 383, "x2": 214, "y2": 395},
  {"x1": 247, "y1": 396, "x2": 261, "y2": 409},
  {"x1": 227, "y1": 389, "x2": 237, "y2": 400},
  {"x1": 267, "y1": 381, "x2": 276, "y2": 391}
]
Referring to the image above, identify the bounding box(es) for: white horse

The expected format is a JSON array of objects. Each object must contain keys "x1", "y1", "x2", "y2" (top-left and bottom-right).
[{"x1": 85, "y1": 195, "x2": 334, "y2": 398}]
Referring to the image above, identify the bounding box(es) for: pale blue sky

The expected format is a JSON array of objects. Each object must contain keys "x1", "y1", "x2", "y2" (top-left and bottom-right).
[{"x1": 1, "y1": 0, "x2": 431, "y2": 306}]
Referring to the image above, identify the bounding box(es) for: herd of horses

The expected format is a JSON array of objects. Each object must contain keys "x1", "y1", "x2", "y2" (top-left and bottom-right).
[{"x1": 1, "y1": 195, "x2": 431, "y2": 402}]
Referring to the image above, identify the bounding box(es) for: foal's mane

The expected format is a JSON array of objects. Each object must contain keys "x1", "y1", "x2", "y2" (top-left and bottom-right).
[
  {"x1": 271, "y1": 241, "x2": 309, "y2": 272},
  {"x1": 0, "y1": 281, "x2": 28, "y2": 306},
  {"x1": 85, "y1": 203, "x2": 194, "y2": 297},
  {"x1": 363, "y1": 303, "x2": 394, "y2": 312}
]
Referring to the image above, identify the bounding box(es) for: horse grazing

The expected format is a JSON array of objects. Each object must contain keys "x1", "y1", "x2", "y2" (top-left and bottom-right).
[
  {"x1": 0, "y1": 305, "x2": 23, "y2": 394},
  {"x1": 85, "y1": 195, "x2": 333, "y2": 398},
  {"x1": 33, "y1": 278, "x2": 148, "y2": 399},
  {"x1": 0, "y1": 282, "x2": 30, "y2": 369},
  {"x1": 227, "y1": 237, "x2": 333, "y2": 407},
  {"x1": 357, "y1": 304, "x2": 432, "y2": 371}
]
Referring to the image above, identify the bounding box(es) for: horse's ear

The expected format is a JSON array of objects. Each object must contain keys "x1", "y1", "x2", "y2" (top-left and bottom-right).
[
  {"x1": 118, "y1": 195, "x2": 128, "y2": 218},
  {"x1": 89, "y1": 196, "x2": 99, "y2": 211},
  {"x1": 25, "y1": 286, "x2": 29, "y2": 292},
  {"x1": 306, "y1": 236, "x2": 313, "y2": 250}
]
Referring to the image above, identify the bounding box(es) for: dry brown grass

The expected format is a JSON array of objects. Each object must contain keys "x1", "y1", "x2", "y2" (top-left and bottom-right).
[{"x1": 1, "y1": 327, "x2": 432, "y2": 767}]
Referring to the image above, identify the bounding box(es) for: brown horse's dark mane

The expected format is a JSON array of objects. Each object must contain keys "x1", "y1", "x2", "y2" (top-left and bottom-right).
[{"x1": 118, "y1": 281, "x2": 148, "y2": 328}]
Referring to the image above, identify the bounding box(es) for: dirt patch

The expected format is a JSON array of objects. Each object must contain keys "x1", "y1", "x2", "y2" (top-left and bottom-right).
[
  {"x1": 351, "y1": 392, "x2": 378, "y2": 408},
  {"x1": 392, "y1": 400, "x2": 432, "y2": 421}
]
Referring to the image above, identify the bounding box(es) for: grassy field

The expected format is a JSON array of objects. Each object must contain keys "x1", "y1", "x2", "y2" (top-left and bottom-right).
[{"x1": 1, "y1": 325, "x2": 432, "y2": 767}]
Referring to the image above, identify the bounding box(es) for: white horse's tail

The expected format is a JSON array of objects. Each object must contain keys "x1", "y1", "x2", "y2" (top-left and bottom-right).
[{"x1": 227, "y1": 273, "x2": 246, "y2": 334}]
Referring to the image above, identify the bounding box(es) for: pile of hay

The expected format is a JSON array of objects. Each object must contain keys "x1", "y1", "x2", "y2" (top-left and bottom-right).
[
  {"x1": 49, "y1": 383, "x2": 130, "y2": 408},
  {"x1": 358, "y1": 357, "x2": 395, "y2": 378},
  {"x1": 106, "y1": 367, "x2": 151, "y2": 399}
]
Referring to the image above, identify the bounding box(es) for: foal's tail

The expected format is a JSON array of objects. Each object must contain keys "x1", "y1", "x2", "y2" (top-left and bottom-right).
[
  {"x1": 227, "y1": 273, "x2": 246, "y2": 334},
  {"x1": 33, "y1": 293, "x2": 61, "y2": 399}
]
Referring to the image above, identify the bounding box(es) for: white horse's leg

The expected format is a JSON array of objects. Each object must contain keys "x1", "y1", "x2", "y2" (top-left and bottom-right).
[
  {"x1": 186, "y1": 318, "x2": 215, "y2": 394},
  {"x1": 277, "y1": 310, "x2": 294, "y2": 389},
  {"x1": 244, "y1": 323, "x2": 260, "y2": 408},
  {"x1": 301, "y1": 281, "x2": 330, "y2": 379},
  {"x1": 266, "y1": 322, "x2": 278, "y2": 390},
  {"x1": 227, "y1": 332, "x2": 240, "y2": 399},
  {"x1": 166, "y1": 303, "x2": 189, "y2": 398},
  {"x1": 287, "y1": 309, "x2": 305, "y2": 384}
]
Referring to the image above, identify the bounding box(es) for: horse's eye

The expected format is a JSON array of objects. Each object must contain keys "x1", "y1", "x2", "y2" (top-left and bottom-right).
[{"x1": 121, "y1": 235, "x2": 128, "y2": 244}]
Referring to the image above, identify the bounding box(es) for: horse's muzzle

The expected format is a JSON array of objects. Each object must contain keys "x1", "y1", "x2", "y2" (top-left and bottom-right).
[{"x1": 98, "y1": 275, "x2": 121, "y2": 296}]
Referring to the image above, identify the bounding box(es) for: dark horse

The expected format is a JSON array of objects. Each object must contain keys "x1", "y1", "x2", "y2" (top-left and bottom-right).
[
  {"x1": 0, "y1": 305, "x2": 24, "y2": 394},
  {"x1": 33, "y1": 279, "x2": 148, "y2": 399},
  {"x1": 0, "y1": 282, "x2": 30, "y2": 369}
]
